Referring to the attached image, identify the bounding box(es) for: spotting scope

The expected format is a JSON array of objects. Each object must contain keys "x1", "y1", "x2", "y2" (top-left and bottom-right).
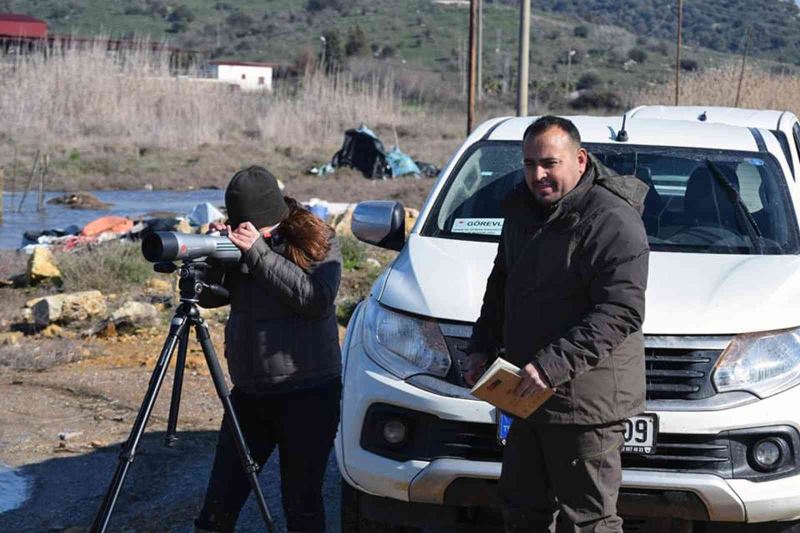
[{"x1": 141, "y1": 231, "x2": 242, "y2": 263}]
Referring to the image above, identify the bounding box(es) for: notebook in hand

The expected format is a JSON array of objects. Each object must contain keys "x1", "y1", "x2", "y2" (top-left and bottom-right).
[{"x1": 469, "y1": 357, "x2": 554, "y2": 418}]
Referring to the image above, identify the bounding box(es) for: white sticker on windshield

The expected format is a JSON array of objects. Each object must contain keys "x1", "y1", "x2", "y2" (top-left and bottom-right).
[{"x1": 452, "y1": 218, "x2": 504, "y2": 235}]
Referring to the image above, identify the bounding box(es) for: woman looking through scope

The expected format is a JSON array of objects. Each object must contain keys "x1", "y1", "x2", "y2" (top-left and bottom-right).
[{"x1": 194, "y1": 165, "x2": 342, "y2": 533}]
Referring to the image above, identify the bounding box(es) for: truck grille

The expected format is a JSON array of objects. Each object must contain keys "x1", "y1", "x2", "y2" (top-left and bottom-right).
[
  {"x1": 622, "y1": 433, "x2": 732, "y2": 476},
  {"x1": 644, "y1": 347, "x2": 721, "y2": 401},
  {"x1": 442, "y1": 335, "x2": 725, "y2": 402}
]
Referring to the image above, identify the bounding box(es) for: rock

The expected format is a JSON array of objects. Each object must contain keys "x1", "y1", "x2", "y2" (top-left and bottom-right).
[
  {"x1": 46, "y1": 192, "x2": 110, "y2": 210},
  {"x1": 366, "y1": 257, "x2": 381, "y2": 269},
  {"x1": 58, "y1": 431, "x2": 83, "y2": 441},
  {"x1": 26, "y1": 247, "x2": 62, "y2": 286},
  {"x1": 31, "y1": 290, "x2": 107, "y2": 327},
  {"x1": 0, "y1": 332, "x2": 23, "y2": 345},
  {"x1": 111, "y1": 301, "x2": 159, "y2": 332},
  {"x1": 332, "y1": 207, "x2": 355, "y2": 239},
  {"x1": 146, "y1": 277, "x2": 173, "y2": 293},
  {"x1": 40, "y1": 324, "x2": 66, "y2": 338},
  {"x1": 404, "y1": 207, "x2": 419, "y2": 237}
]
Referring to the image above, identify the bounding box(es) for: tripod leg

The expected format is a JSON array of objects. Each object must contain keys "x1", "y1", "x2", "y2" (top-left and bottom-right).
[
  {"x1": 90, "y1": 312, "x2": 190, "y2": 533},
  {"x1": 165, "y1": 327, "x2": 190, "y2": 447},
  {"x1": 194, "y1": 319, "x2": 277, "y2": 533}
]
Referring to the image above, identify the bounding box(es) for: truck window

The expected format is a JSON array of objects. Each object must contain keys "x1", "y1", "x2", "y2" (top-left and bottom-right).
[{"x1": 423, "y1": 142, "x2": 799, "y2": 255}]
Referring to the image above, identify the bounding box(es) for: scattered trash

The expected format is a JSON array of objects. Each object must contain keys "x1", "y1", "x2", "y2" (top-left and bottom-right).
[
  {"x1": 307, "y1": 198, "x2": 330, "y2": 221},
  {"x1": 386, "y1": 146, "x2": 421, "y2": 178},
  {"x1": 187, "y1": 202, "x2": 225, "y2": 226},
  {"x1": 308, "y1": 163, "x2": 336, "y2": 177},
  {"x1": 331, "y1": 124, "x2": 438, "y2": 179},
  {"x1": 81, "y1": 215, "x2": 133, "y2": 237},
  {"x1": 332, "y1": 125, "x2": 392, "y2": 179}
]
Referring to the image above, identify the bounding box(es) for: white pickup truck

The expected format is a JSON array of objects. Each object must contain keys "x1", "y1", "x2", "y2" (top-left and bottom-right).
[
  {"x1": 336, "y1": 115, "x2": 800, "y2": 532},
  {"x1": 628, "y1": 105, "x2": 800, "y2": 181}
]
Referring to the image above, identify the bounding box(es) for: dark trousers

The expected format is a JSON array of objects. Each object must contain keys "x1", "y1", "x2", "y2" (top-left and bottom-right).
[
  {"x1": 196, "y1": 379, "x2": 342, "y2": 533},
  {"x1": 499, "y1": 420, "x2": 626, "y2": 533}
]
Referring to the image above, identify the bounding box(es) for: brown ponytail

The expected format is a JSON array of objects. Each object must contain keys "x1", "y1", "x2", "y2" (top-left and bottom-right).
[{"x1": 278, "y1": 197, "x2": 333, "y2": 271}]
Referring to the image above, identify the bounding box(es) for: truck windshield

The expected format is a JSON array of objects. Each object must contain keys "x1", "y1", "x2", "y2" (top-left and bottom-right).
[{"x1": 422, "y1": 142, "x2": 800, "y2": 254}]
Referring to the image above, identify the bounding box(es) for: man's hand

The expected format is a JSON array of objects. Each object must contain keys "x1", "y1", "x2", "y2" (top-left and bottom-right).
[
  {"x1": 515, "y1": 362, "x2": 550, "y2": 397},
  {"x1": 463, "y1": 352, "x2": 489, "y2": 387},
  {"x1": 227, "y1": 221, "x2": 261, "y2": 253}
]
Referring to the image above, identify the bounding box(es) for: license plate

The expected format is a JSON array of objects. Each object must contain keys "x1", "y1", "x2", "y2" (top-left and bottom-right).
[
  {"x1": 497, "y1": 411, "x2": 512, "y2": 445},
  {"x1": 496, "y1": 412, "x2": 658, "y2": 454},
  {"x1": 622, "y1": 414, "x2": 658, "y2": 455}
]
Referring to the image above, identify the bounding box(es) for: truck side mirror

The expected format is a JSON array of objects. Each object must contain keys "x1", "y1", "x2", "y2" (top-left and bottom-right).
[{"x1": 351, "y1": 201, "x2": 406, "y2": 251}]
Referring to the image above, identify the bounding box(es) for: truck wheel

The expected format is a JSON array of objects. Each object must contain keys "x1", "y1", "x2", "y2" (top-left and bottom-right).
[{"x1": 341, "y1": 478, "x2": 419, "y2": 533}]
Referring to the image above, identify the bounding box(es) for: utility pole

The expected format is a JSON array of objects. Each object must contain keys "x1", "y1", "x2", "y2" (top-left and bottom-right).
[
  {"x1": 0, "y1": 168, "x2": 4, "y2": 224},
  {"x1": 565, "y1": 49, "x2": 576, "y2": 98},
  {"x1": 735, "y1": 27, "x2": 752, "y2": 107},
  {"x1": 476, "y1": 0, "x2": 483, "y2": 101},
  {"x1": 467, "y1": 0, "x2": 479, "y2": 135},
  {"x1": 517, "y1": 0, "x2": 531, "y2": 116},
  {"x1": 674, "y1": 0, "x2": 683, "y2": 105}
]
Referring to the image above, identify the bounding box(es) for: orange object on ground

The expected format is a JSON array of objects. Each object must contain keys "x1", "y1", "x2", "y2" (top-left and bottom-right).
[{"x1": 81, "y1": 216, "x2": 134, "y2": 237}]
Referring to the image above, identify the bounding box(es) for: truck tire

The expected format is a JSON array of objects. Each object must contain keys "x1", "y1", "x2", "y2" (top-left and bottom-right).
[{"x1": 341, "y1": 478, "x2": 419, "y2": 533}]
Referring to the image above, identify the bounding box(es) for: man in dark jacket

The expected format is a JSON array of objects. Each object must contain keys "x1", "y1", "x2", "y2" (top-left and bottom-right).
[{"x1": 464, "y1": 116, "x2": 650, "y2": 532}]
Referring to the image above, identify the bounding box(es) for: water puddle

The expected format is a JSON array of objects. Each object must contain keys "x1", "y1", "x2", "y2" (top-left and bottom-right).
[{"x1": 0, "y1": 463, "x2": 31, "y2": 514}]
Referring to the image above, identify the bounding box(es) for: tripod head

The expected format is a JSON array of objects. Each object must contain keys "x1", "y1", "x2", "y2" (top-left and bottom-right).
[{"x1": 153, "y1": 260, "x2": 230, "y2": 303}]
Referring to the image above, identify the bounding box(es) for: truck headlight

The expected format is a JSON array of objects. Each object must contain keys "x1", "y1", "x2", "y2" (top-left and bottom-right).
[
  {"x1": 712, "y1": 327, "x2": 800, "y2": 398},
  {"x1": 361, "y1": 297, "x2": 451, "y2": 379}
]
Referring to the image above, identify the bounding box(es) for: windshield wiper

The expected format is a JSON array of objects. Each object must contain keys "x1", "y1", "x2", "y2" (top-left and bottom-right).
[{"x1": 704, "y1": 160, "x2": 764, "y2": 254}]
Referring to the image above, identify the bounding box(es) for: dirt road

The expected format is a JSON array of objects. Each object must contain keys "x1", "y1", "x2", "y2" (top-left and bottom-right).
[{"x1": 0, "y1": 333, "x2": 343, "y2": 532}]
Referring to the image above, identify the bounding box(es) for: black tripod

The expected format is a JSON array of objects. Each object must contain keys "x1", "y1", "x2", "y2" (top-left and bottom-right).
[{"x1": 91, "y1": 261, "x2": 275, "y2": 533}]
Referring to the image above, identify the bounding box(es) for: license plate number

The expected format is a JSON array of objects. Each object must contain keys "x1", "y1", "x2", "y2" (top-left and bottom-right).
[
  {"x1": 497, "y1": 412, "x2": 658, "y2": 454},
  {"x1": 622, "y1": 414, "x2": 658, "y2": 454}
]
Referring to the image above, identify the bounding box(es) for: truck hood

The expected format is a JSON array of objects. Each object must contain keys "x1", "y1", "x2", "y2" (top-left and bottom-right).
[{"x1": 379, "y1": 236, "x2": 800, "y2": 335}]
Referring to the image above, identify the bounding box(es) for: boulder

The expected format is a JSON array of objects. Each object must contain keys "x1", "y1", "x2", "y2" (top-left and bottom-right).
[
  {"x1": 111, "y1": 301, "x2": 159, "y2": 331},
  {"x1": 26, "y1": 247, "x2": 62, "y2": 286},
  {"x1": 31, "y1": 290, "x2": 107, "y2": 327}
]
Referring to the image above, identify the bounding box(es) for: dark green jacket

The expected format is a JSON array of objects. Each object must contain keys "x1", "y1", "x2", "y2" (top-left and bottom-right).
[
  {"x1": 199, "y1": 234, "x2": 342, "y2": 394},
  {"x1": 468, "y1": 155, "x2": 650, "y2": 425}
]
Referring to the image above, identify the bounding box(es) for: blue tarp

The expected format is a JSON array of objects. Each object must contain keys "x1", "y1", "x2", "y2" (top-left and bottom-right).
[{"x1": 386, "y1": 146, "x2": 420, "y2": 178}]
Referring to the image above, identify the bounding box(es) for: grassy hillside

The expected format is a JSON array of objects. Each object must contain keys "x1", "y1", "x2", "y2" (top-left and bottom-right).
[
  {"x1": 1, "y1": 0, "x2": 791, "y2": 109},
  {"x1": 528, "y1": 0, "x2": 800, "y2": 65}
]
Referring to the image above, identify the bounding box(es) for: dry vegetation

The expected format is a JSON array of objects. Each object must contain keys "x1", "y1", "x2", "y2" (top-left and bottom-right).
[
  {"x1": 636, "y1": 63, "x2": 800, "y2": 114},
  {"x1": 0, "y1": 39, "x2": 463, "y2": 192}
]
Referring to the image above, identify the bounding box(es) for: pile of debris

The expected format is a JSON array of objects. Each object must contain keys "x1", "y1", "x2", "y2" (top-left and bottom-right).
[
  {"x1": 20, "y1": 201, "x2": 227, "y2": 252},
  {"x1": 312, "y1": 125, "x2": 439, "y2": 180}
]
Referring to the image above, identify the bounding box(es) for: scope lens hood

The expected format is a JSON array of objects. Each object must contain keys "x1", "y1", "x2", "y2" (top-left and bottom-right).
[{"x1": 142, "y1": 231, "x2": 179, "y2": 262}]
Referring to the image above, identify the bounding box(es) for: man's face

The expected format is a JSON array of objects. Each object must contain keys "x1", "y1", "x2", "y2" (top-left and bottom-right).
[{"x1": 522, "y1": 126, "x2": 588, "y2": 206}]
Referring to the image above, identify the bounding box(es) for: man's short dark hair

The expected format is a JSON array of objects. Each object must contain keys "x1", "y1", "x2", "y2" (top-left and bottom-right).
[{"x1": 523, "y1": 115, "x2": 582, "y2": 147}]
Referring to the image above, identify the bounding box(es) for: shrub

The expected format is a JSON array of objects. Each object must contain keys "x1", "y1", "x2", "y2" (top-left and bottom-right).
[
  {"x1": 339, "y1": 235, "x2": 366, "y2": 271},
  {"x1": 56, "y1": 241, "x2": 153, "y2": 293},
  {"x1": 680, "y1": 58, "x2": 700, "y2": 72},
  {"x1": 576, "y1": 72, "x2": 601, "y2": 91},
  {"x1": 628, "y1": 48, "x2": 648, "y2": 63},
  {"x1": 569, "y1": 90, "x2": 623, "y2": 110},
  {"x1": 573, "y1": 25, "x2": 589, "y2": 38}
]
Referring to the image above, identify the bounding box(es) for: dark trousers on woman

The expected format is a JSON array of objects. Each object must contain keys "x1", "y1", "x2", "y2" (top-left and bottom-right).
[{"x1": 195, "y1": 379, "x2": 341, "y2": 533}]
